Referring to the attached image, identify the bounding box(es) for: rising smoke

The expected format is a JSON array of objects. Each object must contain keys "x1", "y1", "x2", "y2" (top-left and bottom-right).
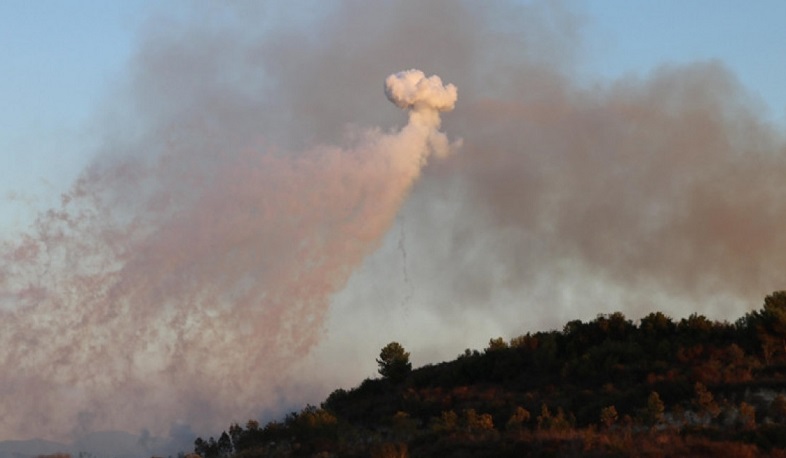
[
  {"x1": 0, "y1": 67, "x2": 456, "y2": 440},
  {"x1": 2, "y1": 0, "x2": 786, "y2": 445}
]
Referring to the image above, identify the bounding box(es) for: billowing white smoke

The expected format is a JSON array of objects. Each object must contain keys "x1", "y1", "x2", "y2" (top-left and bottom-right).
[
  {"x1": 385, "y1": 69, "x2": 459, "y2": 159},
  {"x1": 385, "y1": 69, "x2": 457, "y2": 113},
  {"x1": 0, "y1": 69, "x2": 456, "y2": 440}
]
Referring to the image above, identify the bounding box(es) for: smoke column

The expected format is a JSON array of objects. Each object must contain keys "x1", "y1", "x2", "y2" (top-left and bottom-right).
[
  {"x1": 270, "y1": 0, "x2": 786, "y2": 370},
  {"x1": 4, "y1": 0, "x2": 786, "y2": 446},
  {"x1": 0, "y1": 69, "x2": 456, "y2": 439}
]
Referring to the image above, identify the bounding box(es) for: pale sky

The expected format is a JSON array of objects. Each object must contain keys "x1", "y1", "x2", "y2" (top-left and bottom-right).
[{"x1": 1, "y1": 0, "x2": 786, "y2": 452}]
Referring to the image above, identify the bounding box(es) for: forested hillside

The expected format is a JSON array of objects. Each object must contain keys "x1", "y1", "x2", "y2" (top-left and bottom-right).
[{"x1": 191, "y1": 292, "x2": 786, "y2": 457}]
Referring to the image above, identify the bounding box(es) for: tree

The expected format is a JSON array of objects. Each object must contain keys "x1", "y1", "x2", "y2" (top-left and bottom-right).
[
  {"x1": 462, "y1": 409, "x2": 493, "y2": 431},
  {"x1": 194, "y1": 436, "x2": 219, "y2": 458},
  {"x1": 600, "y1": 405, "x2": 619, "y2": 429},
  {"x1": 486, "y1": 337, "x2": 508, "y2": 352},
  {"x1": 641, "y1": 392, "x2": 665, "y2": 427},
  {"x1": 194, "y1": 432, "x2": 233, "y2": 458},
  {"x1": 769, "y1": 394, "x2": 786, "y2": 423},
  {"x1": 377, "y1": 342, "x2": 412, "y2": 383},
  {"x1": 430, "y1": 410, "x2": 458, "y2": 433},
  {"x1": 391, "y1": 411, "x2": 418, "y2": 439},
  {"x1": 216, "y1": 431, "x2": 233, "y2": 457},
  {"x1": 640, "y1": 312, "x2": 676, "y2": 359},
  {"x1": 537, "y1": 404, "x2": 571, "y2": 432},
  {"x1": 742, "y1": 291, "x2": 786, "y2": 363},
  {"x1": 738, "y1": 402, "x2": 756, "y2": 430},
  {"x1": 761, "y1": 291, "x2": 786, "y2": 359},
  {"x1": 506, "y1": 406, "x2": 531, "y2": 432},
  {"x1": 694, "y1": 382, "x2": 720, "y2": 423},
  {"x1": 537, "y1": 403, "x2": 552, "y2": 430}
]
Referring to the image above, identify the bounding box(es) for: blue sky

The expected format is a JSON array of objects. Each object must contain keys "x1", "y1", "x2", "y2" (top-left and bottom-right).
[
  {"x1": 1, "y1": 2, "x2": 143, "y2": 227},
  {"x1": 2, "y1": 1, "x2": 785, "y2": 226},
  {"x1": 581, "y1": 1, "x2": 786, "y2": 122}
]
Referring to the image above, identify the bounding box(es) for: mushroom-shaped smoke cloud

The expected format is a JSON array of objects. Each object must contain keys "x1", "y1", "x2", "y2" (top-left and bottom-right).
[
  {"x1": 385, "y1": 69, "x2": 459, "y2": 159},
  {"x1": 385, "y1": 69, "x2": 458, "y2": 113}
]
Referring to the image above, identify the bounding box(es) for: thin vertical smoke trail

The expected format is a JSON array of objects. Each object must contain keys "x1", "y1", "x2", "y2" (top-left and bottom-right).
[
  {"x1": 0, "y1": 69, "x2": 457, "y2": 440},
  {"x1": 397, "y1": 215, "x2": 414, "y2": 312}
]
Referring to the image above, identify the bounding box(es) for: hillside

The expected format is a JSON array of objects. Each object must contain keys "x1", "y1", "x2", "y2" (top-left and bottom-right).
[{"x1": 190, "y1": 291, "x2": 786, "y2": 457}]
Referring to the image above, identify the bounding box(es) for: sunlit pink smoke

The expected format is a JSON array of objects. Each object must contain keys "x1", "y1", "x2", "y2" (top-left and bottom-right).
[{"x1": 0, "y1": 69, "x2": 457, "y2": 440}]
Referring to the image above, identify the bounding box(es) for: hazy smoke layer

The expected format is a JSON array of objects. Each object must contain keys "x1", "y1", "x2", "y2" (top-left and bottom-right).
[
  {"x1": 0, "y1": 66, "x2": 456, "y2": 439},
  {"x1": 3, "y1": 0, "x2": 786, "y2": 444}
]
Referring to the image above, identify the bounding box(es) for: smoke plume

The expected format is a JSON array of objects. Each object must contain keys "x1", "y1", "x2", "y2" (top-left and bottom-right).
[
  {"x1": 0, "y1": 66, "x2": 456, "y2": 439},
  {"x1": 3, "y1": 0, "x2": 786, "y2": 444}
]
